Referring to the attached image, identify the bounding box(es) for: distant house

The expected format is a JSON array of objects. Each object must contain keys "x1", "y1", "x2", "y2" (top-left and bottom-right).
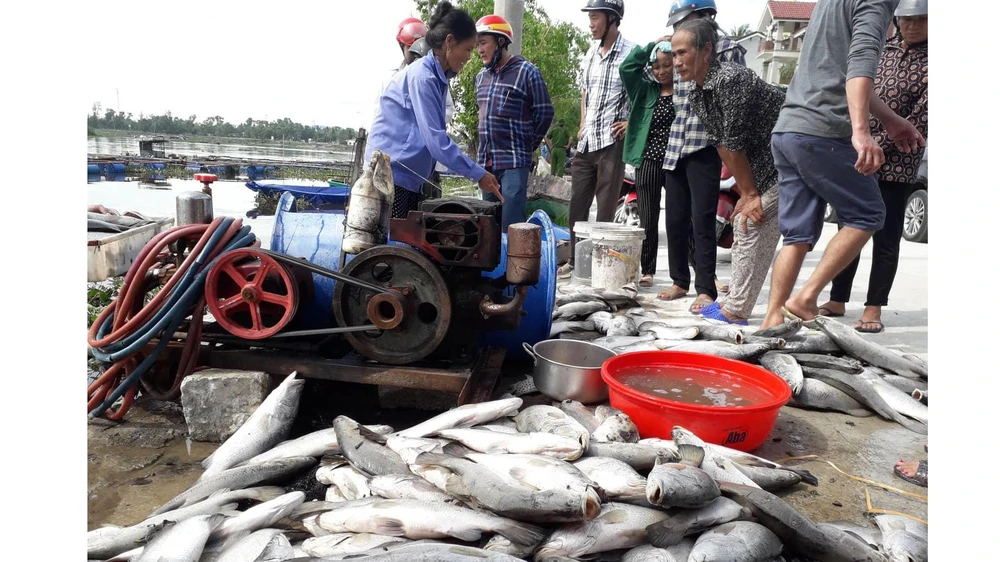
[
  {"x1": 756, "y1": 1, "x2": 816, "y2": 85},
  {"x1": 734, "y1": 31, "x2": 766, "y2": 78}
]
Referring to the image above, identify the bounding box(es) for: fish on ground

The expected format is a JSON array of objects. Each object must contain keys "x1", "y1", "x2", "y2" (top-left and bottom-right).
[
  {"x1": 133, "y1": 513, "x2": 226, "y2": 562},
  {"x1": 514, "y1": 405, "x2": 591, "y2": 450},
  {"x1": 621, "y1": 540, "x2": 696, "y2": 562},
  {"x1": 583, "y1": 439, "x2": 679, "y2": 471},
  {"x1": 789, "y1": 353, "x2": 863, "y2": 374},
  {"x1": 778, "y1": 332, "x2": 842, "y2": 354},
  {"x1": 688, "y1": 521, "x2": 784, "y2": 562},
  {"x1": 299, "y1": 533, "x2": 411, "y2": 557},
  {"x1": 464, "y1": 452, "x2": 603, "y2": 499},
  {"x1": 533, "y1": 502, "x2": 670, "y2": 561},
  {"x1": 554, "y1": 301, "x2": 611, "y2": 321},
  {"x1": 316, "y1": 456, "x2": 374, "y2": 500},
  {"x1": 697, "y1": 325, "x2": 746, "y2": 344},
  {"x1": 214, "y1": 528, "x2": 290, "y2": 562},
  {"x1": 665, "y1": 341, "x2": 772, "y2": 362},
  {"x1": 238, "y1": 424, "x2": 395, "y2": 467},
  {"x1": 592, "y1": 334, "x2": 655, "y2": 350},
  {"x1": 788, "y1": 378, "x2": 875, "y2": 417},
  {"x1": 369, "y1": 474, "x2": 462, "y2": 504},
  {"x1": 753, "y1": 320, "x2": 802, "y2": 339},
  {"x1": 861, "y1": 369, "x2": 929, "y2": 425},
  {"x1": 309, "y1": 540, "x2": 530, "y2": 561},
  {"x1": 758, "y1": 352, "x2": 804, "y2": 396},
  {"x1": 645, "y1": 445, "x2": 720, "y2": 508},
  {"x1": 592, "y1": 413, "x2": 641, "y2": 443},
  {"x1": 802, "y1": 367, "x2": 927, "y2": 435},
  {"x1": 394, "y1": 397, "x2": 522, "y2": 439},
  {"x1": 637, "y1": 322, "x2": 701, "y2": 341},
  {"x1": 645, "y1": 496, "x2": 753, "y2": 548},
  {"x1": 573, "y1": 456, "x2": 647, "y2": 502},
  {"x1": 200, "y1": 372, "x2": 305, "y2": 480},
  {"x1": 333, "y1": 416, "x2": 411, "y2": 476},
  {"x1": 435, "y1": 428, "x2": 585, "y2": 460},
  {"x1": 484, "y1": 533, "x2": 548, "y2": 560},
  {"x1": 550, "y1": 320, "x2": 596, "y2": 338},
  {"x1": 558, "y1": 400, "x2": 601, "y2": 432},
  {"x1": 210, "y1": 491, "x2": 305, "y2": 542},
  {"x1": 810, "y1": 316, "x2": 927, "y2": 378}
]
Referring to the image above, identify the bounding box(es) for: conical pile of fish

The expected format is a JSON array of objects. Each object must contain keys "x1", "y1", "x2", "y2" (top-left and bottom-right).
[
  {"x1": 550, "y1": 285, "x2": 928, "y2": 435},
  {"x1": 88, "y1": 385, "x2": 924, "y2": 561}
]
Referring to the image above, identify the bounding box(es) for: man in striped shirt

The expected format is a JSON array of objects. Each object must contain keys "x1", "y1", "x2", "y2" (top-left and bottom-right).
[
  {"x1": 657, "y1": 0, "x2": 746, "y2": 313},
  {"x1": 561, "y1": 0, "x2": 635, "y2": 277}
]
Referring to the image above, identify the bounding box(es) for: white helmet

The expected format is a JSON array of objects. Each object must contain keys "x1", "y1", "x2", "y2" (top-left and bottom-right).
[{"x1": 895, "y1": 0, "x2": 927, "y2": 17}]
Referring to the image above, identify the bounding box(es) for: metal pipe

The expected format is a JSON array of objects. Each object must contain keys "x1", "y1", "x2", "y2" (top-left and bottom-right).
[
  {"x1": 479, "y1": 285, "x2": 529, "y2": 317},
  {"x1": 505, "y1": 223, "x2": 541, "y2": 285}
]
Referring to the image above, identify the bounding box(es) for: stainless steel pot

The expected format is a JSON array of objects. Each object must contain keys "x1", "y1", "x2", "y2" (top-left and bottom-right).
[{"x1": 523, "y1": 339, "x2": 617, "y2": 404}]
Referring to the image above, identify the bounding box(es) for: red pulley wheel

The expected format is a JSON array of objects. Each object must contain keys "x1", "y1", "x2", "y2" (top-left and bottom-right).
[{"x1": 205, "y1": 248, "x2": 299, "y2": 339}]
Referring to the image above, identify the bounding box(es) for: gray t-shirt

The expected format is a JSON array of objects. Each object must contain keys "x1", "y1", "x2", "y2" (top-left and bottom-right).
[{"x1": 773, "y1": 0, "x2": 898, "y2": 139}]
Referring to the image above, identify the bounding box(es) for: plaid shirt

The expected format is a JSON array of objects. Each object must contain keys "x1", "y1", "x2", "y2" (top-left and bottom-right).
[
  {"x1": 662, "y1": 36, "x2": 746, "y2": 171},
  {"x1": 476, "y1": 55, "x2": 554, "y2": 170},
  {"x1": 578, "y1": 33, "x2": 636, "y2": 154}
]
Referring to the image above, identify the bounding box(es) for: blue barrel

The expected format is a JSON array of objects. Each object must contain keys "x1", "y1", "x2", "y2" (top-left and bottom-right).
[
  {"x1": 88, "y1": 164, "x2": 101, "y2": 183},
  {"x1": 185, "y1": 162, "x2": 203, "y2": 172},
  {"x1": 105, "y1": 163, "x2": 126, "y2": 181},
  {"x1": 481, "y1": 210, "x2": 557, "y2": 359},
  {"x1": 247, "y1": 166, "x2": 265, "y2": 180},
  {"x1": 271, "y1": 192, "x2": 346, "y2": 329}
]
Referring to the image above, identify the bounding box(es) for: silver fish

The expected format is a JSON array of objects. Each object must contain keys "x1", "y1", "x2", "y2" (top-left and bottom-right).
[
  {"x1": 646, "y1": 447, "x2": 720, "y2": 508},
  {"x1": 622, "y1": 540, "x2": 696, "y2": 562},
  {"x1": 810, "y1": 316, "x2": 927, "y2": 378},
  {"x1": 646, "y1": 497, "x2": 752, "y2": 548},
  {"x1": 149, "y1": 457, "x2": 317, "y2": 516},
  {"x1": 316, "y1": 497, "x2": 546, "y2": 545},
  {"x1": 534, "y1": 502, "x2": 670, "y2": 560},
  {"x1": 573, "y1": 457, "x2": 647, "y2": 502},
  {"x1": 300, "y1": 533, "x2": 411, "y2": 557},
  {"x1": 436, "y1": 428, "x2": 585, "y2": 460},
  {"x1": 592, "y1": 413, "x2": 641, "y2": 443},
  {"x1": 334, "y1": 416, "x2": 410, "y2": 476},
  {"x1": 414, "y1": 452, "x2": 601, "y2": 522},
  {"x1": 878, "y1": 374, "x2": 926, "y2": 397},
  {"x1": 384, "y1": 436, "x2": 451, "y2": 464},
  {"x1": 200, "y1": 372, "x2": 305, "y2": 480},
  {"x1": 788, "y1": 353, "x2": 863, "y2": 374},
  {"x1": 637, "y1": 321, "x2": 701, "y2": 341},
  {"x1": 667, "y1": 341, "x2": 773, "y2": 362},
  {"x1": 592, "y1": 334, "x2": 655, "y2": 349},
  {"x1": 211, "y1": 491, "x2": 305, "y2": 541},
  {"x1": 550, "y1": 320, "x2": 597, "y2": 338},
  {"x1": 697, "y1": 325, "x2": 746, "y2": 344},
  {"x1": 484, "y1": 533, "x2": 547, "y2": 560},
  {"x1": 316, "y1": 457, "x2": 373, "y2": 500},
  {"x1": 514, "y1": 405, "x2": 591, "y2": 450},
  {"x1": 679, "y1": 430, "x2": 818, "y2": 487},
  {"x1": 753, "y1": 320, "x2": 802, "y2": 339},
  {"x1": 368, "y1": 474, "x2": 460, "y2": 504},
  {"x1": 606, "y1": 315, "x2": 640, "y2": 337},
  {"x1": 670, "y1": 428, "x2": 759, "y2": 488},
  {"x1": 240, "y1": 424, "x2": 395, "y2": 467},
  {"x1": 613, "y1": 341, "x2": 668, "y2": 353},
  {"x1": 215, "y1": 529, "x2": 288, "y2": 562},
  {"x1": 594, "y1": 405, "x2": 624, "y2": 422},
  {"x1": 559, "y1": 400, "x2": 601, "y2": 432},
  {"x1": 554, "y1": 301, "x2": 611, "y2": 320},
  {"x1": 863, "y1": 370, "x2": 929, "y2": 424},
  {"x1": 689, "y1": 521, "x2": 783, "y2": 562},
  {"x1": 134, "y1": 513, "x2": 226, "y2": 562},
  {"x1": 758, "y1": 352, "x2": 804, "y2": 396},
  {"x1": 395, "y1": 397, "x2": 523, "y2": 439},
  {"x1": 719, "y1": 482, "x2": 889, "y2": 562},
  {"x1": 583, "y1": 439, "x2": 680, "y2": 471},
  {"x1": 741, "y1": 335, "x2": 786, "y2": 349},
  {"x1": 822, "y1": 521, "x2": 882, "y2": 549},
  {"x1": 315, "y1": 541, "x2": 528, "y2": 561},
  {"x1": 802, "y1": 367, "x2": 927, "y2": 434},
  {"x1": 788, "y1": 378, "x2": 875, "y2": 417},
  {"x1": 465, "y1": 452, "x2": 601, "y2": 499},
  {"x1": 779, "y1": 332, "x2": 842, "y2": 354}
]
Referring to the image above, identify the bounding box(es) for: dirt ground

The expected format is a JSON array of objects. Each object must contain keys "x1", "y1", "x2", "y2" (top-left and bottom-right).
[{"x1": 88, "y1": 372, "x2": 927, "y2": 535}]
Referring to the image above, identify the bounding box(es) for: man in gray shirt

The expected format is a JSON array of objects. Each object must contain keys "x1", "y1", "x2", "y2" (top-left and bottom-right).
[{"x1": 758, "y1": 0, "x2": 924, "y2": 329}]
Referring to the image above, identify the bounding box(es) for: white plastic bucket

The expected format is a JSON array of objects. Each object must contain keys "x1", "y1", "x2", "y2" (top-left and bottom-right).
[
  {"x1": 590, "y1": 223, "x2": 645, "y2": 289},
  {"x1": 572, "y1": 221, "x2": 597, "y2": 284}
]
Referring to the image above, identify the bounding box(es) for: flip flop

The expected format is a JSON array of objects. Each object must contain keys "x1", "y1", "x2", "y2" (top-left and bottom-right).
[
  {"x1": 689, "y1": 296, "x2": 715, "y2": 315},
  {"x1": 701, "y1": 304, "x2": 748, "y2": 326},
  {"x1": 893, "y1": 459, "x2": 927, "y2": 488},
  {"x1": 855, "y1": 320, "x2": 884, "y2": 334},
  {"x1": 781, "y1": 306, "x2": 819, "y2": 327},
  {"x1": 818, "y1": 306, "x2": 844, "y2": 318},
  {"x1": 700, "y1": 301, "x2": 721, "y2": 315},
  {"x1": 639, "y1": 274, "x2": 655, "y2": 288},
  {"x1": 657, "y1": 286, "x2": 688, "y2": 301}
]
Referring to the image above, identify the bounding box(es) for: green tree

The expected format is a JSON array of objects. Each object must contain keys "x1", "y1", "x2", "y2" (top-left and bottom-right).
[
  {"x1": 728, "y1": 23, "x2": 752, "y2": 38},
  {"x1": 415, "y1": 0, "x2": 589, "y2": 155}
]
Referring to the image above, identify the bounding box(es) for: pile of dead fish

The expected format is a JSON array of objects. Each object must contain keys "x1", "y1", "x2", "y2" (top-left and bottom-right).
[
  {"x1": 87, "y1": 379, "x2": 925, "y2": 562},
  {"x1": 550, "y1": 285, "x2": 928, "y2": 435}
]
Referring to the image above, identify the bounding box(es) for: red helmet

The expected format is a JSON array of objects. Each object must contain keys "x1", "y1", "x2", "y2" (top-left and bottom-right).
[
  {"x1": 476, "y1": 14, "x2": 514, "y2": 43},
  {"x1": 397, "y1": 17, "x2": 427, "y2": 46}
]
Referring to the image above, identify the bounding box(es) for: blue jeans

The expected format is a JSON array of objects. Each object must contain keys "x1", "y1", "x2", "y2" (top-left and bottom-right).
[{"x1": 483, "y1": 167, "x2": 530, "y2": 232}]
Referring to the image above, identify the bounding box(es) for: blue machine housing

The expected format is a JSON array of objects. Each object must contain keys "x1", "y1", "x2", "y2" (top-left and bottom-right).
[{"x1": 269, "y1": 191, "x2": 556, "y2": 358}]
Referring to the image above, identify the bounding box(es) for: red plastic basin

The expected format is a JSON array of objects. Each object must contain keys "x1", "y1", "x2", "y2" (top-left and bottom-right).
[{"x1": 601, "y1": 351, "x2": 791, "y2": 452}]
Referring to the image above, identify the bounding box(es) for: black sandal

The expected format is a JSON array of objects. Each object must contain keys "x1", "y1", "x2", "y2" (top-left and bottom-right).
[{"x1": 893, "y1": 459, "x2": 927, "y2": 488}]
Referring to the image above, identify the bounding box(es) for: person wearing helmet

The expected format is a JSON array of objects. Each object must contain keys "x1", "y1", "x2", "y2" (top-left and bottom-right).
[
  {"x1": 397, "y1": 17, "x2": 428, "y2": 68},
  {"x1": 474, "y1": 14, "x2": 554, "y2": 232},
  {"x1": 758, "y1": 0, "x2": 924, "y2": 331},
  {"x1": 560, "y1": 0, "x2": 635, "y2": 278},
  {"x1": 367, "y1": 1, "x2": 503, "y2": 219},
  {"x1": 657, "y1": 0, "x2": 746, "y2": 311},
  {"x1": 819, "y1": 0, "x2": 928, "y2": 335}
]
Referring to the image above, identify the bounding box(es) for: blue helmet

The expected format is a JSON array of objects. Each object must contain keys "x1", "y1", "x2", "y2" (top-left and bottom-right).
[{"x1": 666, "y1": 0, "x2": 717, "y2": 27}]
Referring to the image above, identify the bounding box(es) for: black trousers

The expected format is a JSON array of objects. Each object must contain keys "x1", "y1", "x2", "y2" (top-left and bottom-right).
[
  {"x1": 635, "y1": 156, "x2": 667, "y2": 275},
  {"x1": 567, "y1": 140, "x2": 627, "y2": 264},
  {"x1": 392, "y1": 185, "x2": 424, "y2": 219},
  {"x1": 829, "y1": 180, "x2": 913, "y2": 307},
  {"x1": 664, "y1": 147, "x2": 721, "y2": 299}
]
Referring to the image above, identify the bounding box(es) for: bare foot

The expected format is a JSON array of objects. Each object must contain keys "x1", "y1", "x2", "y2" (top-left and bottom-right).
[
  {"x1": 689, "y1": 294, "x2": 714, "y2": 314},
  {"x1": 818, "y1": 301, "x2": 846, "y2": 316},
  {"x1": 893, "y1": 458, "x2": 927, "y2": 487},
  {"x1": 759, "y1": 310, "x2": 786, "y2": 330}
]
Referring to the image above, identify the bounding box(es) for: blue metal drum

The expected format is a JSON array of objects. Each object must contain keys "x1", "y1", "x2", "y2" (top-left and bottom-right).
[
  {"x1": 88, "y1": 164, "x2": 101, "y2": 182},
  {"x1": 481, "y1": 210, "x2": 557, "y2": 359},
  {"x1": 104, "y1": 163, "x2": 127, "y2": 181}
]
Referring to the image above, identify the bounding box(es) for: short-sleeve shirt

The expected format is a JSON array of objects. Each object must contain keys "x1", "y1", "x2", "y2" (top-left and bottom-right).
[{"x1": 642, "y1": 95, "x2": 675, "y2": 163}]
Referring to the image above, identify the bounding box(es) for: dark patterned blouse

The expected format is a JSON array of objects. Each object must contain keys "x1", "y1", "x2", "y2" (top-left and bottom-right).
[
  {"x1": 871, "y1": 36, "x2": 928, "y2": 184},
  {"x1": 688, "y1": 62, "x2": 785, "y2": 195},
  {"x1": 642, "y1": 95, "x2": 675, "y2": 162}
]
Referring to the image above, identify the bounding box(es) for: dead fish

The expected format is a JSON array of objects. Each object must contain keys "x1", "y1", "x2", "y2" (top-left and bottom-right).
[
  {"x1": 789, "y1": 353, "x2": 863, "y2": 374},
  {"x1": 477, "y1": 423, "x2": 520, "y2": 435},
  {"x1": 758, "y1": 352, "x2": 804, "y2": 396},
  {"x1": 215, "y1": 529, "x2": 291, "y2": 562},
  {"x1": 592, "y1": 334, "x2": 655, "y2": 349},
  {"x1": 720, "y1": 482, "x2": 889, "y2": 562},
  {"x1": 592, "y1": 413, "x2": 641, "y2": 443},
  {"x1": 627, "y1": 307, "x2": 661, "y2": 320},
  {"x1": 210, "y1": 491, "x2": 305, "y2": 542},
  {"x1": 779, "y1": 333, "x2": 842, "y2": 354},
  {"x1": 648, "y1": 317, "x2": 709, "y2": 328},
  {"x1": 395, "y1": 397, "x2": 522, "y2": 439},
  {"x1": 559, "y1": 400, "x2": 601, "y2": 432},
  {"x1": 741, "y1": 335, "x2": 786, "y2": 349},
  {"x1": 465, "y1": 452, "x2": 603, "y2": 500},
  {"x1": 679, "y1": 430, "x2": 818, "y2": 488},
  {"x1": 670, "y1": 428, "x2": 759, "y2": 488},
  {"x1": 435, "y1": 428, "x2": 585, "y2": 460},
  {"x1": 862, "y1": 369, "x2": 928, "y2": 425},
  {"x1": 697, "y1": 325, "x2": 746, "y2": 344},
  {"x1": 300, "y1": 533, "x2": 410, "y2": 557},
  {"x1": 554, "y1": 301, "x2": 611, "y2": 320},
  {"x1": 484, "y1": 533, "x2": 547, "y2": 560},
  {"x1": 133, "y1": 513, "x2": 226, "y2": 562},
  {"x1": 753, "y1": 320, "x2": 802, "y2": 339},
  {"x1": 333, "y1": 416, "x2": 410, "y2": 476},
  {"x1": 646, "y1": 496, "x2": 752, "y2": 548},
  {"x1": 646, "y1": 447, "x2": 720, "y2": 508},
  {"x1": 788, "y1": 378, "x2": 874, "y2": 417},
  {"x1": 534, "y1": 502, "x2": 670, "y2": 560},
  {"x1": 368, "y1": 474, "x2": 460, "y2": 504},
  {"x1": 878, "y1": 374, "x2": 926, "y2": 397},
  {"x1": 594, "y1": 405, "x2": 625, "y2": 422},
  {"x1": 583, "y1": 439, "x2": 679, "y2": 472},
  {"x1": 637, "y1": 321, "x2": 701, "y2": 340},
  {"x1": 810, "y1": 316, "x2": 927, "y2": 378},
  {"x1": 514, "y1": 405, "x2": 591, "y2": 450},
  {"x1": 622, "y1": 540, "x2": 696, "y2": 562},
  {"x1": 822, "y1": 522, "x2": 882, "y2": 549},
  {"x1": 667, "y1": 341, "x2": 772, "y2": 362},
  {"x1": 550, "y1": 320, "x2": 597, "y2": 338},
  {"x1": 557, "y1": 292, "x2": 609, "y2": 306},
  {"x1": 573, "y1": 456, "x2": 647, "y2": 502},
  {"x1": 688, "y1": 521, "x2": 784, "y2": 562},
  {"x1": 605, "y1": 315, "x2": 639, "y2": 337},
  {"x1": 874, "y1": 514, "x2": 927, "y2": 540},
  {"x1": 614, "y1": 341, "x2": 667, "y2": 354},
  {"x1": 802, "y1": 367, "x2": 927, "y2": 434}
]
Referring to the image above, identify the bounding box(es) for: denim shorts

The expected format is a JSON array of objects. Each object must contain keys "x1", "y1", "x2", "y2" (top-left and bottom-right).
[{"x1": 770, "y1": 132, "x2": 885, "y2": 248}]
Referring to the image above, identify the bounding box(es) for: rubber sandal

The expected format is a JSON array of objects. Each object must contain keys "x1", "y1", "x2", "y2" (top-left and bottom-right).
[
  {"x1": 639, "y1": 274, "x2": 654, "y2": 288},
  {"x1": 893, "y1": 459, "x2": 927, "y2": 488},
  {"x1": 701, "y1": 304, "x2": 748, "y2": 326},
  {"x1": 818, "y1": 306, "x2": 845, "y2": 318},
  {"x1": 557, "y1": 263, "x2": 574, "y2": 279},
  {"x1": 715, "y1": 279, "x2": 730, "y2": 294},
  {"x1": 657, "y1": 286, "x2": 688, "y2": 301},
  {"x1": 855, "y1": 320, "x2": 884, "y2": 334},
  {"x1": 689, "y1": 296, "x2": 715, "y2": 314},
  {"x1": 700, "y1": 301, "x2": 721, "y2": 315}
]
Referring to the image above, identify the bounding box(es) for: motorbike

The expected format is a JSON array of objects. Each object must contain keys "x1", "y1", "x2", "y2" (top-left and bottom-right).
[{"x1": 614, "y1": 164, "x2": 739, "y2": 249}]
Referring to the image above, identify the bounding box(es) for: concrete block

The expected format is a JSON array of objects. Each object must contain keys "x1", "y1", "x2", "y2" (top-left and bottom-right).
[
  {"x1": 377, "y1": 385, "x2": 457, "y2": 411},
  {"x1": 180, "y1": 368, "x2": 271, "y2": 443}
]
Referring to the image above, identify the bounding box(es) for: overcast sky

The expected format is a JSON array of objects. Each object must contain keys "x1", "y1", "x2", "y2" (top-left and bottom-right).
[{"x1": 84, "y1": 0, "x2": 767, "y2": 131}]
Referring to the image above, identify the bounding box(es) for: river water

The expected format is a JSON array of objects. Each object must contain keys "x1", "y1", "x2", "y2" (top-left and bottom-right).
[{"x1": 88, "y1": 136, "x2": 354, "y2": 163}]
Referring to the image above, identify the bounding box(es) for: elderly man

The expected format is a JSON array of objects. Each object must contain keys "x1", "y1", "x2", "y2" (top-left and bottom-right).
[{"x1": 759, "y1": 0, "x2": 924, "y2": 329}]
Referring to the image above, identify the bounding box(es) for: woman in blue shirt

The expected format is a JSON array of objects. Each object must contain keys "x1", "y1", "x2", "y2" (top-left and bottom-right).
[{"x1": 366, "y1": 1, "x2": 503, "y2": 218}]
